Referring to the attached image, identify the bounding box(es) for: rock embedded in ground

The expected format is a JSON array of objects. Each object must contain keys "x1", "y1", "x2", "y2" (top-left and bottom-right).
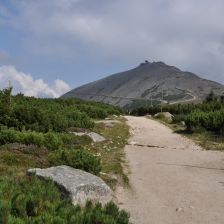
[
  {"x1": 27, "y1": 165, "x2": 113, "y2": 206},
  {"x1": 88, "y1": 132, "x2": 106, "y2": 142},
  {"x1": 154, "y1": 112, "x2": 173, "y2": 122},
  {"x1": 180, "y1": 121, "x2": 186, "y2": 126},
  {"x1": 71, "y1": 131, "x2": 106, "y2": 143},
  {"x1": 95, "y1": 120, "x2": 121, "y2": 127},
  {"x1": 105, "y1": 123, "x2": 114, "y2": 128},
  {"x1": 176, "y1": 207, "x2": 184, "y2": 212}
]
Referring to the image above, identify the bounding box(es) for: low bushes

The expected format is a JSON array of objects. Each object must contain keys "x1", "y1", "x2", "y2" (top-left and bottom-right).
[
  {"x1": 0, "y1": 176, "x2": 129, "y2": 224},
  {"x1": 48, "y1": 148, "x2": 102, "y2": 175},
  {"x1": 0, "y1": 89, "x2": 122, "y2": 132},
  {"x1": 0, "y1": 129, "x2": 91, "y2": 150},
  {"x1": 185, "y1": 109, "x2": 224, "y2": 133},
  {"x1": 11, "y1": 106, "x2": 95, "y2": 132}
]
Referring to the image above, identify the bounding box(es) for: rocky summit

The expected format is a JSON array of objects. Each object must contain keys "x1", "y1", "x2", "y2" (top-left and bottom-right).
[{"x1": 62, "y1": 61, "x2": 224, "y2": 108}]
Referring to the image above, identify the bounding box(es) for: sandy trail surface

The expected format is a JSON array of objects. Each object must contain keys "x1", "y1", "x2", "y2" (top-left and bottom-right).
[{"x1": 116, "y1": 116, "x2": 224, "y2": 224}]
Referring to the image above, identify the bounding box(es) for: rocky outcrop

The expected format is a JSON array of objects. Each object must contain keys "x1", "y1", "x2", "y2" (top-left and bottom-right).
[
  {"x1": 27, "y1": 165, "x2": 113, "y2": 206},
  {"x1": 154, "y1": 112, "x2": 173, "y2": 122},
  {"x1": 71, "y1": 131, "x2": 106, "y2": 143}
]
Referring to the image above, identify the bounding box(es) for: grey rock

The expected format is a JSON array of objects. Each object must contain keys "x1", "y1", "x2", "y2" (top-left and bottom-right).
[
  {"x1": 88, "y1": 132, "x2": 106, "y2": 143},
  {"x1": 180, "y1": 121, "x2": 186, "y2": 126},
  {"x1": 71, "y1": 131, "x2": 106, "y2": 143},
  {"x1": 176, "y1": 207, "x2": 184, "y2": 212},
  {"x1": 154, "y1": 112, "x2": 173, "y2": 121},
  {"x1": 105, "y1": 123, "x2": 114, "y2": 128},
  {"x1": 27, "y1": 165, "x2": 113, "y2": 206}
]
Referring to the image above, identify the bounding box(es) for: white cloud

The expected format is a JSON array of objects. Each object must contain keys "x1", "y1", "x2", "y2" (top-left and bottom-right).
[
  {"x1": 0, "y1": 65, "x2": 71, "y2": 98},
  {"x1": 1, "y1": 0, "x2": 224, "y2": 82}
]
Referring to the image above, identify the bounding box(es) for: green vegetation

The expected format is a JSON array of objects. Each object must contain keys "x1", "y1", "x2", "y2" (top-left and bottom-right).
[
  {"x1": 0, "y1": 129, "x2": 91, "y2": 151},
  {"x1": 0, "y1": 88, "x2": 122, "y2": 132},
  {"x1": 132, "y1": 92, "x2": 224, "y2": 151},
  {"x1": 48, "y1": 148, "x2": 101, "y2": 175},
  {"x1": 0, "y1": 87, "x2": 130, "y2": 223},
  {"x1": 0, "y1": 176, "x2": 129, "y2": 224}
]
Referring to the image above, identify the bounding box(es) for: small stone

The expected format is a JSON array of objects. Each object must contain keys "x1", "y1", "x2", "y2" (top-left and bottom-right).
[
  {"x1": 100, "y1": 172, "x2": 118, "y2": 181},
  {"x1": 180, "y1": 121, "x2": 186, "y2": 126},
  {"x1": 176, "y1": 207, "x2": 184, "y2": 212},
  {"x1": 96, "y1": 152, "x2": 101, "y2": 157}
]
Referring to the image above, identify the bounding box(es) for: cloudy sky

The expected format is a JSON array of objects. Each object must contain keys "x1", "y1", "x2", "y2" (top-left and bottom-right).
[{"x1": 0, "y1": 0, "x2": 224, "y2": 97}]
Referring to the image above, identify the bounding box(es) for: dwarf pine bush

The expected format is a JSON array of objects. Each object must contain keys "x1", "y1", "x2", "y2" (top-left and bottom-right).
[
  {"x1": 0, "y1": 176, "x2": 129, "y2": 224},
  {"x1": 48, "y1": 148, "x2": 102, "y2": 175},
  {"x1": 0, "y1": 129, "x2": 90, "y2": 150}
]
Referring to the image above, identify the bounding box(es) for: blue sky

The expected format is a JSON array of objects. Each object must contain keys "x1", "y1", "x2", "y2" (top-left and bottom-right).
[{"x1": 1, "y1": 0, "x2": 224, "y2": 97}]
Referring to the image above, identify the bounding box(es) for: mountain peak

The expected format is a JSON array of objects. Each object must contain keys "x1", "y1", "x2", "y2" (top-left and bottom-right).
[
  {"x1": 152, "y1": 61, "x2": 166, "y2": 66},
  {"x1": 139, "y1": 60, "x2": 151, "y2": 67},
  {"x1": 62, "y1": 62, "x2": 224, "y2": 108},
  {"x1": 138, "y1": 61, "x2": 168, "y2": 68}
]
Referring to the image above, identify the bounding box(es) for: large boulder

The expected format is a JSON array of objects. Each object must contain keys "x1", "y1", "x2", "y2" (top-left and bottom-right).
[
  {"x1": 154, "y1": 112, "x2": 173, "y2": 122},
  {"x1": 27, "y1": 165, "x2": 113, "y2": 206}
]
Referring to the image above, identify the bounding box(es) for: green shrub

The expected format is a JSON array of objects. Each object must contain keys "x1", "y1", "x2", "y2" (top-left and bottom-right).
[
  {"x1": 0, "y1": 176, "x2": 129, "y2": 224},
  {"x1": 0, "y1": 90, "x2": 122, "y2": 132},
  {"x1": 185, "y1": 109, "x2": 224, "y2": 133},
  {"x1": 48, "y1": 148, "x2": 102, "y2": 175},
  {"x1": 0, "y1": 129, "x2": 90, "y2": 150},
  {"x1": 43, "y1": 132, "x2": 62, "y2": 150}
]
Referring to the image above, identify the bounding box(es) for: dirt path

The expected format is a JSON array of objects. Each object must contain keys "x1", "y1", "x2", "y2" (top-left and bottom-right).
[{"x1": 116, "y1": 116, "x2": 224, "y2": 224}]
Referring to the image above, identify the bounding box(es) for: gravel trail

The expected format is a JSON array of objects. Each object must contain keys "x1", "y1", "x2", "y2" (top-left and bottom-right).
[{"x1": 116, "y1": 116, "x2": 224, "y2": 224}]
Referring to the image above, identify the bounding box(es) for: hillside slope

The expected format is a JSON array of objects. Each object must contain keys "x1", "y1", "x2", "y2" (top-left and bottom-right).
[{"x1": 62, "y1": 61, "x2": 224, "y2": 107}]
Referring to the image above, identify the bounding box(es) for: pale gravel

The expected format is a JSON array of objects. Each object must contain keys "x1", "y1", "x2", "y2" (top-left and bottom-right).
[{"x1": 116, "y1": 116, "x2": 224, "y2": 224}]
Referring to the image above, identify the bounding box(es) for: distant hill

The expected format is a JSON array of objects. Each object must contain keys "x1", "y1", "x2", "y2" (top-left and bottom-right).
[{"x1": 61, "y1": 61, "x2": 224, "y2": 108}]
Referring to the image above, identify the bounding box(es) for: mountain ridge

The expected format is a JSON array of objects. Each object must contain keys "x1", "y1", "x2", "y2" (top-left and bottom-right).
[{"x1": 61, "y1": 61, "x2": 224, "y2": 108}]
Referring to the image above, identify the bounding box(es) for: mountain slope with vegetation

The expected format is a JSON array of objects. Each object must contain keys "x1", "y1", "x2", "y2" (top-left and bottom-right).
[
  {"x1": 0, "y1": 87, "x2": 129, "y2": 224},
  {"x1": 62, "y1": 61, "x2": 224, "y2": 108}
]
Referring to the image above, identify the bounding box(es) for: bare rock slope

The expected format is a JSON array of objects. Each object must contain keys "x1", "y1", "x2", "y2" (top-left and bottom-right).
[{"x1": 62, "y1": 61, "x2": 224, "y2": 107}]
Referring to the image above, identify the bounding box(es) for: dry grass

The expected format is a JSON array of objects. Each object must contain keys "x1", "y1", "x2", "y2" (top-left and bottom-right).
[{"x1": 91, "y1": 117, "x2": 130, "y2": 189}]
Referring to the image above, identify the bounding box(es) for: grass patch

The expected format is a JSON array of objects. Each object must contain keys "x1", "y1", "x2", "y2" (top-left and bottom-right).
[
  {"x1": 177, "y1": 129, "x2": 224, "y2": 151},
  {"x1": 91, "y1": 117, "x2": 130, "y2": 189}
]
